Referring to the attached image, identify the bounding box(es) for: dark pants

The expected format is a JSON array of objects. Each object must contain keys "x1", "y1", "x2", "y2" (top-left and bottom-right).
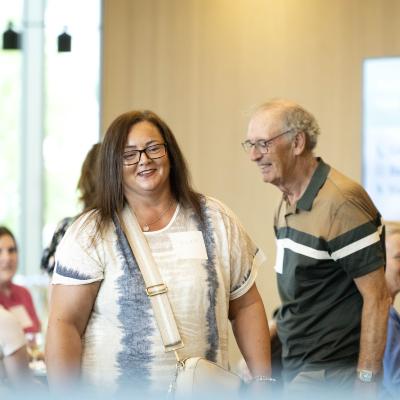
[{"x1": 283, "y1": 366, "x2": 357, "y2": 400}]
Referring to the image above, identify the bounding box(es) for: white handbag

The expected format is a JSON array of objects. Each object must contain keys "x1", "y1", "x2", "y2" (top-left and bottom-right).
[
  {"x1": 119, "y1": 206, "x2": 242, "y2": 398},
  {"x1": 171, "y1": 357, "x2": 242, "y2": 399}
]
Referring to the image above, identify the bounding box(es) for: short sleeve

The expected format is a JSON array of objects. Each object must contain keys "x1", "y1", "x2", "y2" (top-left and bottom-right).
[
  {"x1": 0, "y1": 308, "x2": 26, "y2": 358},
  {"x1": 207, "y1": 198, "x2": 266, "y2": 300},
  {"x1": 52, "y1": 212, "x2": 104, "y2": 285},
  {"x1": 327, "y1": 198, "x2": 385, "y2": 278}
]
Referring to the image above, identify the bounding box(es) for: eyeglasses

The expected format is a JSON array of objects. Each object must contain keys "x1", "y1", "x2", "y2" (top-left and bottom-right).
[
  {"x1": 241, "y1": 129, "x2": 293, "y2": 154},
  {"x1": 122, "y1": 143, "x2": 167, "y2": 166}
]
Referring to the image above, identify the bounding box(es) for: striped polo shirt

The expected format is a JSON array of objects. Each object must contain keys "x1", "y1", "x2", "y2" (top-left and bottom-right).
[{"x1": 274, "y1": 158, "x2": 385, "y2": 379}]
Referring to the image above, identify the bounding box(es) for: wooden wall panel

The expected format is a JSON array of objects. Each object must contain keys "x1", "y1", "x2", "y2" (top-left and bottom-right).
[{"x1": 102, "y1": 0, "x2": 400, "y2": 365}]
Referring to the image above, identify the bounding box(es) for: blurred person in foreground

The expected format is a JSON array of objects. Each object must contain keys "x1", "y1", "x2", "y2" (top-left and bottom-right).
[
  {"x1": 0, "y1": 305, "x2": 36, "y2": 393},
  {"x1": 46, "y1": 110, "x2": 272, "y2": 397},
  {"x1": 0, "y1": 227, "x2": 42, "y2": 359},
  {"x1": 381, "y1": 221, "x2": 400, "y2": 399},
  {"x1": 41, "y1": 142, "x2": 101, "y2": 276},
  {"x1": 243, "y1": 99, "x2": 390, "y2": 398}
]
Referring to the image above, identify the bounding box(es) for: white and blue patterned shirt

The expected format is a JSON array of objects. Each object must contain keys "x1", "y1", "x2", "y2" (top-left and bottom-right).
[{"x1": 52, "y1": 196, "x2": 265, "y2": 395}]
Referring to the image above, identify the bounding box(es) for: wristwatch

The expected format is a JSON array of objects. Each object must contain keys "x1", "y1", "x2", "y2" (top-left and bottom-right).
[{"x1": 357, "y1": 369, "x2": 375, "y2": 383}]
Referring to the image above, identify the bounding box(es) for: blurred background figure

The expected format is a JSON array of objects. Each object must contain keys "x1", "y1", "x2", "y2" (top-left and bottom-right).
[
  {"x1": 0, "y1": 305, "x2": 34, "y2": 392},
  {"x1": 0, "y1": 227, "x2": 42, "y2": 360},
  {"x1": 382, "y1": 221, "x2": 400, "y2": 399},
  {"x1": 41, "y1": 142, "x2": 101, "y2": 276}
]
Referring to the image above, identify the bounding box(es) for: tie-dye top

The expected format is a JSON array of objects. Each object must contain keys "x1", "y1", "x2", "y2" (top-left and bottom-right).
[{"x1": 52, "y1": 196, "x2": 265, "y2": 395}]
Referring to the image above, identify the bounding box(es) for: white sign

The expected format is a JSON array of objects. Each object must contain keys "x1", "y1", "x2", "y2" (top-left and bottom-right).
[{"x1": 363, "y1": 58, "x2": 400, "y2": 221}]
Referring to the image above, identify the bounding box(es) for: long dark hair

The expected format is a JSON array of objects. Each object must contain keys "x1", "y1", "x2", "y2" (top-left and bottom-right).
[{"x1": 94, "y1": 110, "x2": 202, "y2": 235}]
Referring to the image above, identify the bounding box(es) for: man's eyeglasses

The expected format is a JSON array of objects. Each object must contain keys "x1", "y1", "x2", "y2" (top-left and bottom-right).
[
  {"x1": 122, "y1": 143, "x2": 167, "y2": 166},
  {"x1": 241, "y1": 129, "x2": 293, "y2": 154}
]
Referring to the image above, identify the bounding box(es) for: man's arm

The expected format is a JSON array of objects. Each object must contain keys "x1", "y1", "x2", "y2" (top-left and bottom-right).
[
  {"x1": 354, "y1": 266, "x2": 391, "y2": 377},
  {"x1": 229, "y1": 283, "x2": 272, "y2": 378}
]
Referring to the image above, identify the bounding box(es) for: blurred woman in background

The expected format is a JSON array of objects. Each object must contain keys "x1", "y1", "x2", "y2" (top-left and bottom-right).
[
  {"x1": 0, "y1": 226, "x2": 43, "y2": 365},
  {"x1": 0, "y1": 226, "x2": 41, "y2": 335},
  {"x1": 41, "y1": 142, "x2": 101, "y2": 276}
]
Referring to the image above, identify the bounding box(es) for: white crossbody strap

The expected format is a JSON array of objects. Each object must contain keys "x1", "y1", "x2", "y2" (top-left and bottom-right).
[{"x1": 120, "y1": 205, "x2": 184, "y2": 353}]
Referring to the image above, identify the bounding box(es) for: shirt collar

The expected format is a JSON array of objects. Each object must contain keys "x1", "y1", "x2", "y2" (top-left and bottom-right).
[{"x1": 296, "y1": 157, "x2": 330, "y2": 211}]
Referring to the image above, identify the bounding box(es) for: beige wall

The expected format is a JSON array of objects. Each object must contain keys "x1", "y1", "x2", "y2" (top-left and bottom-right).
[{"x1": 102, "y1": 0, "x2": 400, "y2": 365}]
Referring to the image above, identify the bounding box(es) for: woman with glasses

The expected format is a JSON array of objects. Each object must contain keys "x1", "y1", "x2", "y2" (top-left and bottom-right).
[{"x1": 46, "y1": 110, "x2": 272, "y2": 396}]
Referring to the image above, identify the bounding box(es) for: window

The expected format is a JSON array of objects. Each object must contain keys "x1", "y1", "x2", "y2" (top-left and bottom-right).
[
  {"x1": 1, "y1": 0, "x2": 101, "y2": 345},
  {"x1": 0, "y1": 0, "x2": 23, "y2": 236},
  {"x1": 363, "y1": 57, "x2": 400, "y2": 221},
  {"x1": 43, "y1": 0, "x2": 101, "y2": 245}
]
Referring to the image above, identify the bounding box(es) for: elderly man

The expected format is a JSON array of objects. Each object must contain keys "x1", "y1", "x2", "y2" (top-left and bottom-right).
[
  {"x1": 382, "y1": 221, "x2": 400, "y2": 398},
  {"x1": 243, "y1": 99, "x2": 390, "y2": 397}
]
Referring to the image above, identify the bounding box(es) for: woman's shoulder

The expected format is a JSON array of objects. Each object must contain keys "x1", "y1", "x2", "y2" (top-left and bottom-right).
[
  {"x1": 64, "y1": 210, "x2": 100, "y2": 238},
  {"x1": 59, "y1": 210, "x2": 115, "y2": 252},
  {"x1": 202, "y1": 195, "x2": 238, "y2": 221}
]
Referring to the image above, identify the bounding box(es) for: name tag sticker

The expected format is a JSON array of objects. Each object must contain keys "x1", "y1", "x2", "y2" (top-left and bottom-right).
[{"x1": 169, "y1": 231, "x2": 208, "y2": 260}]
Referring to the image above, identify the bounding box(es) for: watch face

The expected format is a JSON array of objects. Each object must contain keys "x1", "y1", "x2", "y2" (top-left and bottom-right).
[{"x1": 358, "y1": 369, "x2": 373, "y2": 383}]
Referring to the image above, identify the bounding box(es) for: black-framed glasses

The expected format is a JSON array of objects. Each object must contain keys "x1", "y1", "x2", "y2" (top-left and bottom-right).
[
  {"x1": 122, "y1": 143, "x2": 167, "y2": 166},
  {"x1": 241, "y1": 129, "x2": 294, "y2": 154}
]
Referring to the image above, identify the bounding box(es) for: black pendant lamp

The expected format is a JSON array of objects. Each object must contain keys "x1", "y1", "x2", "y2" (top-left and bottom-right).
[
  {"x1": 2, "y1": 22, "x2": 21, "y2": 50},
  {"x1": 58, "y1": 28, "x2": 71, "y2": 52}
]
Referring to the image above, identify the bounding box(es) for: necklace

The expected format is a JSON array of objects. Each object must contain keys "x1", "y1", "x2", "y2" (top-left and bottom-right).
[{"x1": 141, "y1": 200, "x2": 174, "y2": 232}]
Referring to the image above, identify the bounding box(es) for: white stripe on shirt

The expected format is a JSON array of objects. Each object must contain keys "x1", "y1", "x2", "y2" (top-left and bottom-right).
[{"x1": 331, "y1": 231, "x2": 381, "y2": 261}]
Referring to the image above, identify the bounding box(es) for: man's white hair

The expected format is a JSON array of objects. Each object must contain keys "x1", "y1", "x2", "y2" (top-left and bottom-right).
[{"x1": 254, "y1": 99, "x2": 321, "y2": 151}]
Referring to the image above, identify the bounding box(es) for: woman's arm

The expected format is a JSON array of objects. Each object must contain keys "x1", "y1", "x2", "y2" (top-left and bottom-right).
[
  {"x1": 45, "y1": 282, "x2": 100, "y2": 391},
  {"x1": 229, "y1": 283, "x2": 272, "y2": 378}
]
